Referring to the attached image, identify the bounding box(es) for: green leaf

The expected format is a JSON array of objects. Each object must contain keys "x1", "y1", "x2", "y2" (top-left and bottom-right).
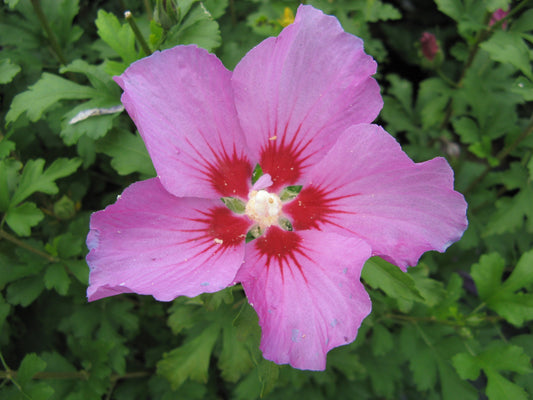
[
  {"x1": 0, "y1": 297, "x2": 11, "y2": 331},
  {"x1": 435, "y1": 0, "x2": 462, "y2": 21},
  {"x1": 165, "y1": 2, "x2": 221, "y2": 51},
  {"x1": 453, "y1": 343, "x2": 532, "y2": 400},
  {"x1": 438, "y1": 359, "x2": 478, "y2": 400},
  {"x1": 0, "y1": 58, "x2": 21, "y2": 84},
  {"x1": 60, "y1": 59, "x2": 118, "y2": 94},
  {"x1": 44, "y1": 263, "x2": 70, "y2": 295},
  {"x1": 257, "y1": 359, "x2": 280, "y2": 398},
  {"x1": 472, "y1": 251, "x2": 533, "y2": 326},
  {"x1": 363, "y1": 1, "x2": 401, "y2": 22},
  {"x1": 95, "y1": 10, "x2": 138, "y2": 65},
  {"x1": 485, "y1": 184, "x2": 533, "y2": 236},
  {"x1": 485, "y1": 0, "x2": 511, "y2": 12},
  {"x1": 0, "y1": 158, "x2": 21, "y2": 212},
  {"x1": 453, "y1": 116, "x2": 479, "y2": 144},
  {"x1": 416, "y1": 77, "x2": 452, "y2": 129},
  {"x1": 157, "y1": 324, "x2": 220, "y2": 389},
  {"x1": 17, "y1": 353, "x2": 47, "y2": 385},
  {"x1": 452, "y1": 352, "x2": 481, "y2": 380},
  {"x1": 10, "y1": 158, "x2": 81, "y2": 206},
  {"x1": 485, "y1": 370, "x2": 528, "y2": 400},
  {"x1": 362, "y1": 257, "x2": 424, "y2": 302},
  {"x1": 371, "y1": 324, "x2": 394, "y2": 356},
  {"x1": 6, "y1": 276, "x2": 45, "y2": 307},
  {"x1": 0, "y1": 138, "x2": 16, "y2": 159},
  {"x1": 501, "y1": 249, "x2": 533, "y2": 292},
  {"x1": 96, "y1": 129, "x2": 155, "y2": 176},
  {"x1": 218, "y1": 318, "x2": 254, "y2": 382},
  {"x1": 6, "y1": 73, "x2": 97, "y2": 124},
  {"x1": 470, "y1": 253, "x2": 505, "y2": 300},
  {"x1": 5, "y1": 202, "x2": 44, "y2": 236},
  {"x1": 480, "y1": 31, "x2": 533, "y2": 80}
]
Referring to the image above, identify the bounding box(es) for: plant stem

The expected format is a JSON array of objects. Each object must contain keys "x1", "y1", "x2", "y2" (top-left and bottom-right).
[
  {"x1": 30, "y1": 0, "x2": 68, "y2": 65},
  {"x1": 125, "y1": 11, "x2": 152, "y2": 56},
  {"x1": 0, "y1": 229, "x2": 59, "y2": 263}
]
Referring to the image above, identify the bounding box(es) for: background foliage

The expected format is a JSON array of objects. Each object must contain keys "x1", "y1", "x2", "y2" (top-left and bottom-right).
[{"x1": 1, "y1": 0, "x2": 532, "y2": 398}]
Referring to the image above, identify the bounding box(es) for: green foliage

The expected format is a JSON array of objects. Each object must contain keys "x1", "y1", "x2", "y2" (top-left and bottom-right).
[{"x1": 1, "y1": 0, "x2": 532, "y2": 399}]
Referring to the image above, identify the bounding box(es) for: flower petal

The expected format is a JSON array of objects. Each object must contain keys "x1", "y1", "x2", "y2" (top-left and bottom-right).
[
  {"x1": 87, "y1": 178, "x2": 251, "y2": 302},
  {"x1": 232, "y1": 5, "x2": 382, "y2": 190},
  {"x1": 115, "y1": 46, "x2": 253, "y2": 199},
  {"x1": 237, "y1": 227, "x2": 372, "y2": 370},
  {"x1": 284, "y1": 124, "x2": 468, "y2": 270}
]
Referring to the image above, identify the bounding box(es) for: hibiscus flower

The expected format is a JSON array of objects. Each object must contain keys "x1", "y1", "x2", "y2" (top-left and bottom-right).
[{"x1": 86, "y1": 5, "x2": 468, "y2": 370}]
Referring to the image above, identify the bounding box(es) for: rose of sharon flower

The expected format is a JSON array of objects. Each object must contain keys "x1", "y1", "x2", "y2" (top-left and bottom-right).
[{"x1": 86, "y1": 5, "x2": 468, "y2": 370}]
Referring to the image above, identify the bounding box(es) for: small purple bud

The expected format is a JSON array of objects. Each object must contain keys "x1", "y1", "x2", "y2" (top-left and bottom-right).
[
  {"x1": 420, "y1": 32, "x2": 439, "y2": 62},
  {"x1": 489, "y1": 8, "x2": 509, "y2": 29}
]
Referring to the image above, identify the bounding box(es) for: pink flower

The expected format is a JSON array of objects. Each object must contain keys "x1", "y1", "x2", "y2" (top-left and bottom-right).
[
  {"x1": 489, "y1": 8, "x2": 509, "y2": 29},
  {"x1": 86, "y1": 5, "x2": 468, "y2": 370},
  {"x1": 420, "y1": 32, "x2": 439, "y2": 61}
]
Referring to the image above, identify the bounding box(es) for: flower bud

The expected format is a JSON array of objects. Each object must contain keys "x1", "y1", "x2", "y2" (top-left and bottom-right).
[
  {"x1": 420, "y1": 32, "x2": 439, "y2": 62},
  {"x1": 489, "y1": 8, "x2": 509, "y2": 29},
  {"x1": 153, "y1": 0, "x2": 180, "y2": 31}
]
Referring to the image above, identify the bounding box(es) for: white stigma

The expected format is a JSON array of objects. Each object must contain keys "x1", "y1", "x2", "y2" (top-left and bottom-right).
[{"x1": 245, "y1": 190, "x2": 282, "y2": 228}]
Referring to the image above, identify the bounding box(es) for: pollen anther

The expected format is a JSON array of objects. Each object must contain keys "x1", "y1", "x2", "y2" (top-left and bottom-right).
[{"x1": 245, "y1": 190, "x2": 282, "y2": 228}]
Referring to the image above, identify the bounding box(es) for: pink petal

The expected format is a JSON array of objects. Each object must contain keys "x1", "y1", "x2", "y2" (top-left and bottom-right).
[
  {"x1": 284, "y1": 124, "x2": 468, "y2": 270},
  {"x1": 237, "y1": 227, "x2": 372, "y2": 370},
  {"x1": 232, "y1": 5, "x2": 382, "y2": 191},
  {"x1": 87, "y1": 178, "x2": 251, "y2": 302},
  {"x1": 115, "y1": 46, "x2": 253, "y2": 199}
]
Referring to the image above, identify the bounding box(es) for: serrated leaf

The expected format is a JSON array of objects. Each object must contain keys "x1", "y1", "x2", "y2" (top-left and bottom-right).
[
  {"x1": 44, "y1": 263, "x2": 70, "y2": 295},
  {"x1": 5, "y1": 201, "x2": 44, "y2": 236},
  {"x1": 435, "y1": 0, "x2": 463, "y2": 21},
  {"x1": 438, "y1": 359, "x2": 478, "y2": 400},
  {"x1": 65, "y1": 259, "x2": 89, "y2": 284},
  {"x1": 11, "y1": 158, "x2": 81, "y2": 206},
  {"x1": 473, "y1": 251, "x2": 533, "y2": 326},
  {"x1": 157, "y1": 325, "x2": 220, "y2": 389},
  {"x1": 371, "y1": 324, "x2": 394, "y2": 356},
  {"x1": 6, "y1": 73, "x2": 97, "y2": 124},
  {"x1": 60, "y1": 59, "x2": 118, "y2": 94},
  {"x1": 95, "y1": 10, "x2": 138, "y2": 65},
  {"x1": 6, "y1": 276, "x2": 45, "y2": 307},
  {"x1": 471, "y1": 253, "x2": 505, "y2": 299},
  {"x1": 362, "y1": 257, "x2": 424, "y2": 302},
  {"x1": 0, "y1": 58, "x2": 21, "y2": 84},
  {"x1": 164, "y1": 3, "x2": 221, "y2": 51},
  {"x1": 480, "y1": 31, "x2": 533, "y2": 80},
  {"x1": 453, "y1": 342, "x2": 532, "y2": 400},
  {"x1": 485, "y1": 184, "x2": 533, "y2": 235},
  {"x1": 364, "y1": 1, "x2": 401, "y2": 22},
  {"x1": 17, "y1": 353, "x2": 47, "y2": 385},
  {"x1": 257, "y1": 359, "x2": 280, "y2": 397},
  {"x1": 485, "y1": 370, "x2": 528, "y2": 400},
  {"x1": 96, "y1": 129, "x2": 155, "y2": 176},
  {"x1": 452, "y1": 352, "x2": 481, "y2": 380},
  {"x1": 501, "y1": 249, "x2": 533, "y2": 292},
  {"x1": 0, "y1": 158, "x2": 22, "y2": 212},
  {"x1": 417, "y1": 77, "x2": 452, "y2": 129},
  {"x1": 218, "y1": 318, "x2": 254, "y2": 382},
  {"x1": 453, "y1": 116, "x2": 479, "y2": 144},
  {"x1": 0, "y1": 138, "x2": 16, "y2": 160}
]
